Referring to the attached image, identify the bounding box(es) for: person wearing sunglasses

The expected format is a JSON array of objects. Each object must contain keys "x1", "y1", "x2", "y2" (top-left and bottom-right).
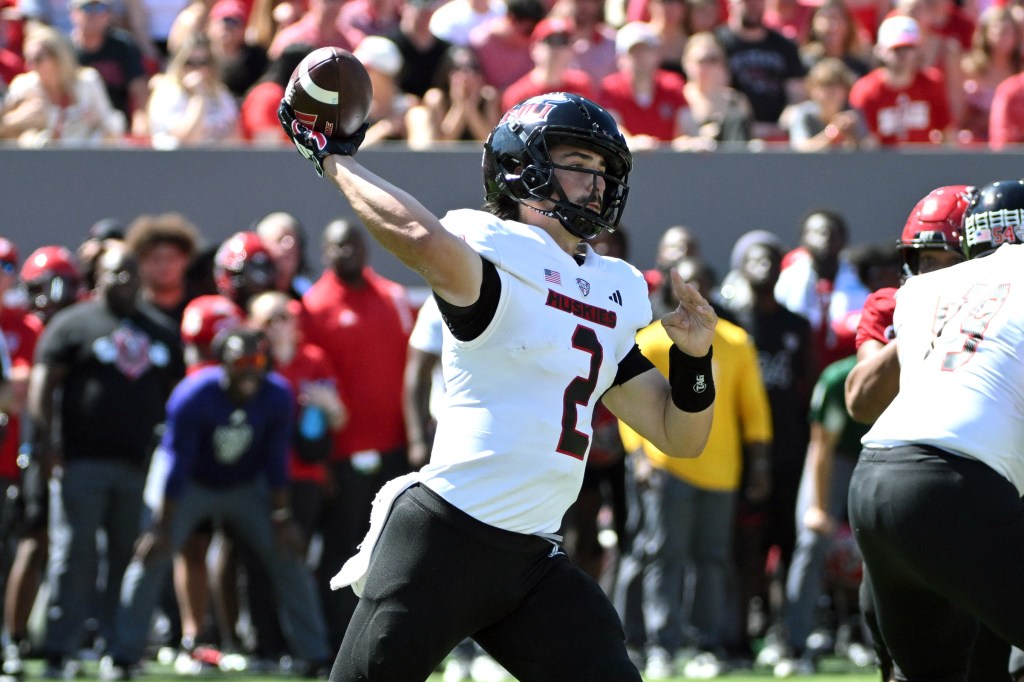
[
  {"x1": 0, "y1": 24, "x2": 125, "y2": 146},
  {"x1": 146, "y1": 32, "x2": 239, "y2": 148},
  {"x1": 101, "y1": 327, "x2": 333, "y2": 680}
]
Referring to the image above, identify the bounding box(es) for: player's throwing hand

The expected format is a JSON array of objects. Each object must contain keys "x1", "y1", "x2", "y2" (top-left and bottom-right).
[
  {"x1": 278, "y1": 101, "x2": 368, "y2": 177},
  {"x1": 661, "y1": 268, "x2": 717, "y2": 357}
]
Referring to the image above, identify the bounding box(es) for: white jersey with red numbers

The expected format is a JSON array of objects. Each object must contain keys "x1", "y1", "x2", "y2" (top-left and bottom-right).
[
  {"x1": 863, "y1": 243, "x2": 1024, "y2": 494},
  {"x1": 419, "y1": 209, "x2": 652, "y2": 535}
]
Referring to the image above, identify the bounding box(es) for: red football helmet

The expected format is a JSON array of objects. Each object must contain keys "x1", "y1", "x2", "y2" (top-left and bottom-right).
[
  {"x1": 213, "y1": 232, "x2": 277, "y2": 306},
  {"x1": 181, "y1": 294, "x2": 245, "y2": 348},
  {"x1": 19, "y1": 246, "x2": 81, "y2": 322},
  {"x1": 897, "y1": 185, "x2": 972, "y2": 275}
]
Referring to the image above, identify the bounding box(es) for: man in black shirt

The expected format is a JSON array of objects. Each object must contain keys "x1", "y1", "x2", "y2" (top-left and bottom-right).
[
  {"x1": 30, "y1": 245, "x2": 184, "y2": 677},
  {"x1": 714, "y1": 0, "x2": 807, "y2": 140},
  {"x1": 70, "y1": 0, "x2": 149, "y2": 137}
]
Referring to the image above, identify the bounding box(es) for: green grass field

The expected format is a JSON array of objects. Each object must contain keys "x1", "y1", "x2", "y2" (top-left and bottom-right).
[{"x1": 21, "y1": 656, "x2": 882, "y2": 680}]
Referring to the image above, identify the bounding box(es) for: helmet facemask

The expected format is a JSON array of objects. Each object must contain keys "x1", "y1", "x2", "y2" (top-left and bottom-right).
[{"x1": 484, "y1": 93, "x2": 632, "y2": 240}]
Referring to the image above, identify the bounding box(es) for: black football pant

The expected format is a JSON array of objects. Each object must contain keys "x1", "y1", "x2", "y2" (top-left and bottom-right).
[
  {"x1": 849, "y1": 445, "x2": 1024, "y2": 682},
  {"x1": 329, "y1": 484, "x2": 641, "y2": 682}
]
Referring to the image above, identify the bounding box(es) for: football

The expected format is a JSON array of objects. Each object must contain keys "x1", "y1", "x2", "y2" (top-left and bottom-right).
[{"x1": 284, "y1": 46, "x2": 373, "y2": 139}]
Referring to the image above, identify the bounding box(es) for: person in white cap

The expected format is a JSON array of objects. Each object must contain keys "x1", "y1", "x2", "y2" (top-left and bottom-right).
[
  {"x1": 596, "y1": 22, "x2": 688, "y2": 149},
  {"x1": 848, "y1": 14, "x2": 953, "y2": 146},
  {"x1": 353, "y1": 35, "x2": 416, "y2": 146}
]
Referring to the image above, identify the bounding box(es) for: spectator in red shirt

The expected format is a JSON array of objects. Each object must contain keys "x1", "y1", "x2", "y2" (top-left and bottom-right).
[
  {"x1": 894, "y1": 0, "x2": 967, "y2": 129},
  {"x1": 597, "y1": 21, "x2": 687, "y2": 147},
  {"x1": 300, "y1": 219, "x2": 415, "y2": 649},
  {"x1": 989, "y1": 68, "x2": 1024, "y2": 150},
  {"x1": 249, "y1": 291, "x2": 346, "y2": 554},
  {"x1": 849, "y1": 15, "x2": 953, "y2": 146},
  {"x1": 501, "y1": 16, "x2": 595, "y2": 111},
  {"x1": 239, "y1": 41, "x2": 310, "y2": 143}
]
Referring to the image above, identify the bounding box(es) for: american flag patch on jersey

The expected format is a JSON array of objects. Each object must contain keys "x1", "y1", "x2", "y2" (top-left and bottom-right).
[{"x1": 544, "y1": 269, "x2": 562, "y2": 285}]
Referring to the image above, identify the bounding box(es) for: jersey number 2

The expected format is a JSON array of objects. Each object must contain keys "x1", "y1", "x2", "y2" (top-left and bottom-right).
[{"x1": 557, "y1": 325, "x2": 603, "y2": 460}]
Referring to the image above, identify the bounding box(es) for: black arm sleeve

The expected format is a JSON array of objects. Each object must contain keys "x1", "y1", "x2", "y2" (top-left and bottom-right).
[
  {"x1": 434, "y1": 255, "x2": 501, "y2": 342},
  {"x1": 613, "y1": 344, "x2": 655, "y2": 387}
]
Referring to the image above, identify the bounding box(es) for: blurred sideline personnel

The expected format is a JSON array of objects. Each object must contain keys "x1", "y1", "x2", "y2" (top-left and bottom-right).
[
  {"x1": 0, "y1": 240, "x2": 44, "y2": 678},
  {"x1": 845, "y1": 185, "x2": 1019, "y2": 682},
  {"x1": 171, "y1": 294, "x2": 245, "y2": 669},
  {"x1": 848, "y1": 179, "x2": 1024, "y2": 681},
  {"x1": 30, "y1": 245, "x2": 184, "y2": 678},
  {"x1": 102, "y1": 328, "x2": 332, "y2": 679},
  {"x1": 279, "y1": 90, "x2": 716, "y2": 680}
]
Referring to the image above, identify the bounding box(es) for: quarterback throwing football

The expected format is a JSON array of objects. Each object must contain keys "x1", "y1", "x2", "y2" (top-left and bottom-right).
[{"x1": 279, "y1": 91, "x2": 717, "y2": 681}]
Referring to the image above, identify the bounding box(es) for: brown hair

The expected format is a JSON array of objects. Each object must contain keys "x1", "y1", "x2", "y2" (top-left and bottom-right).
[{"x1": 125, "y1": 212, "x2": 200, "y2": 259}]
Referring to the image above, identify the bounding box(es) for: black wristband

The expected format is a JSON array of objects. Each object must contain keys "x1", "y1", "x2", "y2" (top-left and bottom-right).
[{"x1": 669, "y1": 345, "x2": 715, "y2": 412}]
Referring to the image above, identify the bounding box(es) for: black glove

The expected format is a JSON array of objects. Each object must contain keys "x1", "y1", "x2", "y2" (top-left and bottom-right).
[{"x1": 277, "y1": 100, "x2": 368, "y2": 177}]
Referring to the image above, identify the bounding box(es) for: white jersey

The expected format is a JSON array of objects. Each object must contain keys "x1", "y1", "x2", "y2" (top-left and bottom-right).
[
  {"x1": 419, "y1": 209, "x2": 652, "y2": 534},
  {"x1": 863, "y1": 243, "x2": 1024, "y2": 494}
]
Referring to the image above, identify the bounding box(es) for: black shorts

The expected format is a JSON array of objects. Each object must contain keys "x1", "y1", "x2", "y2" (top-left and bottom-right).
[
  {"x1": 330, "y1": 484, "x2": 641, "y2": 682},
  {"x1": 849, "y1": 445, "x2": 1024, "y2": 681}
]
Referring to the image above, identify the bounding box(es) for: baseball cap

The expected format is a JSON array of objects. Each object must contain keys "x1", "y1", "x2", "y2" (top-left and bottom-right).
[
  {"x1": 209, "y1": 0, "x2": 246, "y2": 22},
  {"x1": 353, "y1": 35, "x2": 403, "y2": 78},
  {"x1": 615, "y1": 22, "x2": 659, "y2": 55},
  {"x1": 877, "y1": 15, "x2": 921, "y2": 50},
  {"x1": 531, "y1": 17, "x2": 574, "y2": 45}
]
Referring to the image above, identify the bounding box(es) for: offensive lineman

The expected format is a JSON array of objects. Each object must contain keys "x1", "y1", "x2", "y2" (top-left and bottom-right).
[
  {"x1": 848, "y1": 179, "x2": 1024, "y2": 681},
  {"x1": 278, "y1": 91, "x2": 717, "y2": 680}
]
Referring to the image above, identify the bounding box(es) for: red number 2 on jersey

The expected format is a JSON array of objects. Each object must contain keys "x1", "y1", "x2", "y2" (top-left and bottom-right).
[{"x1": 556, "y1": 325, "x2": 604, "y2": 460}]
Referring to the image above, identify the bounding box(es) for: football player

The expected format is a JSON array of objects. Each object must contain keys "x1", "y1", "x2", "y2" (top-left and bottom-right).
[
  {"x1": 845, "y1": 184, "x2": 971, "y2": 424},
  {"x1": 213, "y1": 231, "x2": 277, "y2": 308},
  {"x1": 19, "y1": 246, "x2": 82, "y2": 325},
  {"x1": 848, "y1": 179, "x2": 1024, "y2": 681},
  {"x1": 279, "y1": 91, "x2": 717, "y2": 680}
]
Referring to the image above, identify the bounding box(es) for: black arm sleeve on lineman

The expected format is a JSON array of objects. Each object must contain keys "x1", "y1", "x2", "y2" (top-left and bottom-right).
[
  {"x1": 435, "y1": 255, "x2": 501, "y2": 342},
  {"x1": 613, "y1": 344, "x2": 655, "y2": 387}
]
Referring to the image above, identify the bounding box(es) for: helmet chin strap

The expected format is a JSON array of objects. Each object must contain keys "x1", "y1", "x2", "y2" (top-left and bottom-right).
[{"x1": 521, "y1": 202, "x2": 604, "y2": 240}]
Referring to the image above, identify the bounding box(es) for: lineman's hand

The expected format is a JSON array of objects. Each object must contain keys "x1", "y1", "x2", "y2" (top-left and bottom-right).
[
  {"x1": 661, "y1": 269, "x2": 717, "y2": 357},
  {"x1": 277, "y1": 100, "x2": 368, "y2": 177}
]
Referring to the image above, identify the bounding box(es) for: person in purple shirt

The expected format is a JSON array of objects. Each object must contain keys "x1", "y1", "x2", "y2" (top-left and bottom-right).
[{"x1": 100, "y1": 328, "x2": 331, "y2": 680}]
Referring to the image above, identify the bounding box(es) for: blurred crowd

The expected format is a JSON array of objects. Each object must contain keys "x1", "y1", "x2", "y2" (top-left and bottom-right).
[
  {"x1": 0, "y1": 192, "x2": 928, "y2": 681},
  {"x1": 2, "y1": 0, "x2": 1024, "y2": 149}
]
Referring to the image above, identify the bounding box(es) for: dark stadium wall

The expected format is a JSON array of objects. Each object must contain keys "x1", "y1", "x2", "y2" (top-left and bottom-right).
[{"x1": 3, "y1": 147, "x2": 1022, "y2": 288}]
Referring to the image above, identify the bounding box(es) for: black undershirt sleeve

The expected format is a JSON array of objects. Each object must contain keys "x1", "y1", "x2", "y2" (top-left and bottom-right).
[
  {"x1": 434, "y1": 255, "x2": 501, "y2": 342},
  {"x1": 613, "y1": 344, "x2": 655, "y2": 387}
]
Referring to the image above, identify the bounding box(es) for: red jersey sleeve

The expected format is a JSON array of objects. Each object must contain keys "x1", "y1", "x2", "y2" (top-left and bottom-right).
[{"x1": 856, "y1": 287, "x2": 897, "y2": 349}]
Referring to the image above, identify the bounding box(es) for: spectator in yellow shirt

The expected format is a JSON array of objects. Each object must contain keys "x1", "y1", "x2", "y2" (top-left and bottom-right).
[{"x1": 614, "y1": 256, "x2": 773, "y2": 680}]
